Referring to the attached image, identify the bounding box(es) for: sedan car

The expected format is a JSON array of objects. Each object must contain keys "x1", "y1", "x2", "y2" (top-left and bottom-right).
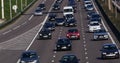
[
  {"x1": 64, "y1": 14, "x2": 74, "y2": 20},
  {"x1": 55, "y1": 18, "x2": 65, "y2": 26},
  {"x1": 88, "y1": 22, "x2": 101, "y2": 32},
  {"x1": 43, "y1": 22, "x2": 55, "y2": 31},
  {"x1": 38, "y1": 3, "x2": 46, "y2": 10},
  {"x1": 100, "y1": 43, "x2": 119, "y2": 59},
  {"x1": 52, "y1": 3, "x2": 60, "y2": 10},
  {"x1": 38, "y1": 29, "x2": 52, "y2": 39},
  {"x1": 64, "y1": 19, "x2": 77, "y2": 27},
  {"x1": 20, "y1": 51, "x2": 39, "y2": 63},
  {"x1": 56, "y1": 38, "x2": 72, "y2": 51},
  {"x1": 66, "y1": 28, "x2": 80, "y2": 40},
  {"x1": 93, "y1": 29, "x2": 109, "y2": 40},
  {"x1": 59, "y1": 54, "x2": 80, "y2": 63},
  {"x1": 85, "y1": 4, "x2": 94, "y2": 11},
  {"x1": 34, "y1": 8, "x2": 43, "y2": 16},
  {"x1": 48, "y1": 13, "x2": 57, "y2": 21}
]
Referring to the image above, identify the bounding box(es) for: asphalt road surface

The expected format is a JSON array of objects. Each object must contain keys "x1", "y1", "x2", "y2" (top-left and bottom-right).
[{"x1": 0, "y1": 0, "x2": 119, "y2": 63}]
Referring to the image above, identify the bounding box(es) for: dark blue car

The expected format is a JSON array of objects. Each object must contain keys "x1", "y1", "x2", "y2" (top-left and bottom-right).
[
  {"x1": 100, "y1": 43, "x2": 119, "y2": 59},
  {"x1": 20, "y1": 51, "x2": 40, "y2": 63}
]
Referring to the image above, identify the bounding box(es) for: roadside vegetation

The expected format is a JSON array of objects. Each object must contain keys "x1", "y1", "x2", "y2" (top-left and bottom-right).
[
  {"x1": 0, "y1": 0, "x2": 35, "y2": 21},
  {"x1": 98, "y1": 0, "x2": 120, "y2": 32}
]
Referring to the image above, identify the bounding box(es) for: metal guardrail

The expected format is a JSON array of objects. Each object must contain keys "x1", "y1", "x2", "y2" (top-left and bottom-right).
[
  {"x1": 95, "y1": 0, "x2": 120, "y2": 42},
  {"x1": 0, "y1": 0, "x2": 37, "y2": 29},
  {"x1": 112, "y1": 1, "x2": 120, "y2": 10}
]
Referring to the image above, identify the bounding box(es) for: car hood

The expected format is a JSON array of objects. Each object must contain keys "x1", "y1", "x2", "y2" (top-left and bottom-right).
[{"x1": 21, "y1": 57, "x2": 37, "y2": 62}]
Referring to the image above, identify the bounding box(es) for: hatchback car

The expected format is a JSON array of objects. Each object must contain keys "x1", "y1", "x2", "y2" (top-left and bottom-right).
[
  {"x1": 34, "y1": 8, "x2": 43, "y2": 16},
  {"x1": 43, "y1": 22, "x2": 55, "y2": 31},
  {"x1": 48, "y1": 13, "x2": 57, "y2": 21},
  {"x1": 66, "y1": 28, "x2": 80, "y2": 40},
  {"x1": 20, "y1": 51, "x2": 39, "y2": 63},
  {"x1": 93, "y1": 29, "x2": 108, "y2": 40},
  {"x1": 38, "y1": 29, "x2": 52, "y2": 39},
  {"x1": 55, "y1": 18, "x2": 65, "y2": 26},
  {"x1": 59, "y1": 54, "x2": 79, "y2": 63},
  {"x1": 56, "y1": 38, "x2": 72, "y2": 51},
  {"x1": 52, "y1": 3, "x2": 60, "y2": 10},
  {"x1": 38, "y1": 3, "x2": 46, "y2": 10},
  {"x1": 64, "y1": 19, "x2": 77, "y2": 27},
  {"x1": 88, "y1": 22, "x2": 101, "y2": 32},
  {"x1": 85, "y1": 4, "x2": 94, "y2": 11},
  {"x1": 100, "y1": 43, "x2": 119, "y2": 59}
]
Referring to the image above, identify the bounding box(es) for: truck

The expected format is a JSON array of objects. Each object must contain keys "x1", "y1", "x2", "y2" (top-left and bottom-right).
[{"x1": 63, "y1": 6, "x2": 74, "y2": 16}]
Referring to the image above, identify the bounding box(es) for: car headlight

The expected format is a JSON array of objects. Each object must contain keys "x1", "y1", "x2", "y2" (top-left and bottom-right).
[
  {"x1": 68, "y1": 44, "x2": 71, "y2": 46},
  {"x1": 102, "y1": 52, "x2": 106, "y2": 54},
  {"x1": 115, "y1": 52, "x2": 119, "y2": 54},
  {"x1": 39, "y1": 34, "x2": 42, "y2": 36},
  {"x1": 49, "y1": 33, "x2": 51, "y2": 35},
  {"x1": 104, "y1": 35, "x2": 108, "y2": 38},
  {"x1": 57, "y1": 45, "x2": 60, "y2": 47},
  {"x1": 94, "y1": 36, "x2": 98, "y2": 39},
  {"x1": 20, "y1": 61, "x2": 26, "y2": 63}
]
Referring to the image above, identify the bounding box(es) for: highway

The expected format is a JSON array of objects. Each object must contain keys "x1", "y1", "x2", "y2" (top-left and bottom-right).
[{"x1": 0, "y1": 0, "x2": 119, "y2": 63}]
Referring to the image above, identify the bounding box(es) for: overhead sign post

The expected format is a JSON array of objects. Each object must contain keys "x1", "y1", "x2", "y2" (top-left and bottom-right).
[{"x1": 12, "y1": 5, "x2": 18, "y2": 13}]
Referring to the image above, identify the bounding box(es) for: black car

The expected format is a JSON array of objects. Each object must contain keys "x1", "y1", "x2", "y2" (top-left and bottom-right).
[
  {"x1": 56, "y1": 38, "x2": 72, "y2": 51},
  {"x1": 52, "y1": 3, "x2": 60, "y2": 10},
  {"x1": 55, "y1": 18, "x2": 65, "y2": 26},
  {"x1": 43, "y1": 22, "x2": 55, "y2": 31},
  {"x1": 64, "y1": 14, "x2": 74, "y2": 20},
  {"x1": 38, "y1": 29, "x2": 52, "y2": 39},
  {"x1": 64, "y1": 19, "x2": 77, "y2": 27},
  {"x1": 48, "y1": 13, "x2": 57, "y2": 21},
  {"x1": 100, "y1": 43, "x2": 119, "y2": 59},
  {"x1": 90, "y1": 13, "x2": 101, "y2": 21},
  {"x1": 20, "y1": 51, "x2": 39, "y2": 63},
  {"x1": 38, "y1": 3, "x2": 46, "y2": 10},
  {"x1": 59, "y1": 54, "x2": 80, "y2": 63}
]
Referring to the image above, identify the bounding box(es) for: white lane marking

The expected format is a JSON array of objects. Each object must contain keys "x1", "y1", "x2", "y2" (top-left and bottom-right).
[
  {"x1": 54, "y1": 51, "x2": 57, "y2": 53},
  {"x1": 84, "y1": 48, "x2": 87, "y2": 51},
  {"x1": 16, "y1": 0, "x2": 57, "y2": 62},
  {"x1": 85, "y1": 57, "x2": 89, "y2": 59},
  {"x1": 83, "y1": 41, "x2": 86, "y2": 43},
  {"x1": 53, "y1": 55, "x2": 56, "y2": 58},
  {"x1": 86, "y1": 62, "x2": 89, "y2": 63},
  {"x1": 51, "y1": 60, "x2": 55, "y2": 63},
  {"x1": 85, "y1": 52, "x2": 88, "y2": 55},
  {"x1": 28, "y1": 15, "x2": 34, "y2": 20},
  {"x1": 21, "y1": 22, "x2": 27, "y2": 25},
  {"x1": 84, "y1": 44, "x2": 86, "y2": 47},
  {"x1": 13, "y1": 25, "x2": 21, "y2": 30},
  {"x1": 83, "y1": 37, "x2": 85, "y2": 40},
  {"x1": 91, "y1": 0, "x2": 115, "y2": 43},
  {"x1": 2, "y1": 30, "x2": 12, "y2": 35}
]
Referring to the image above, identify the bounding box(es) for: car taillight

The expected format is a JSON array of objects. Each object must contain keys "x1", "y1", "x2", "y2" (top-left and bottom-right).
[
  {"x1": 67, "y1": 34, "x2": 69, "y2": 36},
  {"x1": 77, "y1": 33, "x2": 80, "y2": 36}
]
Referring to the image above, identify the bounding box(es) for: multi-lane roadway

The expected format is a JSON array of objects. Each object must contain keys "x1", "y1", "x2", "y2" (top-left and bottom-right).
[{"x1": 0, "y1": 0, "x2": 119, "y2": 63}]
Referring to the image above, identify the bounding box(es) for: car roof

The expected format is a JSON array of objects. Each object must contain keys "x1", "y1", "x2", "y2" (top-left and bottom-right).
[{"x1": 103, "y1": 43, "x2": 116, "y2": 47}]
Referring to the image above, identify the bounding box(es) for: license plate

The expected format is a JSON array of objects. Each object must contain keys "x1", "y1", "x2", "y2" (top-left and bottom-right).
[
  {"x1": 43, "y1": 36, "x2": 48, "y2": 37},
  {"x1": 62, "y1": 46, "x2": 66, "y2": 49}
]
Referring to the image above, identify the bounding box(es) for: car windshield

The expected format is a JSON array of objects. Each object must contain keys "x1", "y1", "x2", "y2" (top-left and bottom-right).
[
  {"x1": 35, "y1": 9, "x2": 41, "y2": 12},
  {"x1": 22, "y1": 52, "x2": 37, "y2": 58},
  {"x1": 68, "y1": 29, "x2": 78, "y2": 33},
  {"x1": 103, "y1": 45, "x2": 117, "y2": 50},
  {"x1": 90, "y1": 23, "x2": 99, "y2": 26},
  {"x1": 92, "y1": 14, "x2": 100, "y2": 18},
  {"x1": 62, "y1": 55, "x2": 76, "y2": 61},
  {"x1": 87, "y1": 5, "x2": 93, "y2": 8},
  {"x1": 56, "y1": 18, "x2": 64, "y2": 22},
  {"x1": 57, "y1": 39, "x2": 70, "y2": 44},
  {"x1": 44, "y1": 23, "x2": 54, "y2": 27},
  {"x1": 95, "y1": 29, "x2": 106, "y2": 33},
  {"x1": 64, "y1": 9, "x2": 73, "y2": 12},
  {"x1": 39, "y1": 4, "x2": 45, "y2": 7}
]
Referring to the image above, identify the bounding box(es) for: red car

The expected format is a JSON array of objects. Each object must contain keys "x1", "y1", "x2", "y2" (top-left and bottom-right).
[{"x1": 66, "y1": 28, "x2": 80, "y2": 40}]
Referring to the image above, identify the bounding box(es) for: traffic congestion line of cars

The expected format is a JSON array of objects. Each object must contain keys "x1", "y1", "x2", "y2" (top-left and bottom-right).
[
  {"x1": 84, "y1": 0, "x2": 120, "y2": 59},
  {"x1": 19, "y1": 0, "x2": 120, "y2": 63}
]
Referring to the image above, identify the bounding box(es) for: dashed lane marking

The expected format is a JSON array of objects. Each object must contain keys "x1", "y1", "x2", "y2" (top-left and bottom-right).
[
  {"x1": 51, "y1": 60, "x2": 55, "y2": 63},
  {"x1": 28, "y1": 15, "x2": 34, "y2": 20},
  {"x1": 13, "y1": 25, "x2": 21, "y2": 30},
  {"x1": 2, "y1": 30, "x2": 12, "y2": 35},
  {"x1": 84, "y1": 48, "x2": 87, "y2": 51},
  {"x1": 85, "y1": 57, "x2": 89, "y2": 59},
  {"x1": 85, "y1": 52, "x2": 88, "y2": 55}
]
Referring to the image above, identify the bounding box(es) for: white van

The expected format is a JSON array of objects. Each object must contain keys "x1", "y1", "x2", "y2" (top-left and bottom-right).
[{"x1": 63, "y1": 6, "x2": 74, "y2": 16}]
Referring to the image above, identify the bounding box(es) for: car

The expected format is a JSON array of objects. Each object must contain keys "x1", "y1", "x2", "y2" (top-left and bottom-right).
[
  {"x1": 87, "y1": 11, "x2": 96, "y2": 18},
  {"x1": 43, "y1": 22, "x2": 55, "y2": 31},
  {"x1": 85, "y1": 4, "x2": 94, "y2": 11},
  {"x1": 89, "y1": 13, "x2": 101, "y2": 21},
  {"x1": 64, "y1": 14, "x2": 74, "y2": 20},
  {"x1": 64, "y1": 19, "x2": 77, "y2": 27},
  {"x1": 66, "y1": 28, "x2": 80, "y2": 40},
  {"x1": 55, "y1": 18, "x2": 65, "y2": 26},
  {"x1": 34, "y1": 8, "x2": 43, "y2": 16},
  {"x1": 63, "y1": 6, "x2": 74, "y2": 16},
  {"x1": 59, "y1": 54, "x2": 80, "y2": 63},
  {"x1": 100, "y1": 43, "x2": 119, "y2": 59},
  {"x1": 93, "y1": 29, "x2": 109, "y2": 40},
  {"x1": 20, "y1": 51, "x2": 40, "y2": 63},
  {"x1": 48, "y1": 13, "x2": 57, "y2": 21},
  {"x1": 84, "y1": 1, "x2": 92, "y2": 8},
  {"x1": 88, "y1": 22, "x2": 101, "y2": 32},
  {"x1": 38, "y1": 29, "x2": 52, "y2": 39},
  {"x1": 89, "y1": 17, "x2": 101, "y2": 24},
  {"x1": 38, "y1": 3, "x2": 46, "y2": 10},
  {"x1": 56, "y1": 38, "x2": 72, "y2": 51},
  {"x1": 52, "y1": 3, "x2": 60, "y2": 10}
]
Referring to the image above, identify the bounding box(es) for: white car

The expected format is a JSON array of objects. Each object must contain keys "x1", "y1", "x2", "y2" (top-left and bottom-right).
[
  {"x1": 84, "y1": 1, "x2": 92, "y2": 8},
  {"x1": 34, "y1": 8, "x2": 43, "y2": 16},
  {"x1": 63, "y1": 6, "x2": 74, "y2": 16},
  {"x1": 88, "y1": 22, "x2": 101, "y2": 32}
]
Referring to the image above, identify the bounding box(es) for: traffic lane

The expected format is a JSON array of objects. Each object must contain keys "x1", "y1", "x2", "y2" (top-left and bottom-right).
[
  {"x1": 80, "y1": 1, "x2": 120, "y2": 63},
  {"x1": 0, "y1": 0, "x2": 55, "y2": 42}
]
